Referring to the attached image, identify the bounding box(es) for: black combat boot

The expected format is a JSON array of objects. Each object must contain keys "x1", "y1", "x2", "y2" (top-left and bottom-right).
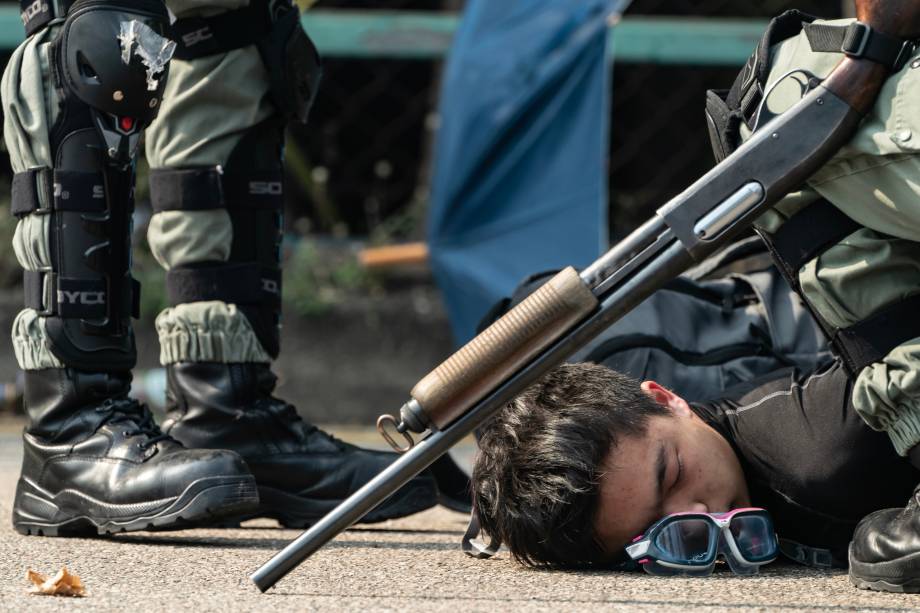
[
  {"x1": 162, "y1": 362, "x2": 444, "y2": 527},
  {"x1": 849, "y1": 484, "x2": 920, "y2": 592},
  {"x1": 12, "y1": 368, "x2": 259, "y2": 536}
]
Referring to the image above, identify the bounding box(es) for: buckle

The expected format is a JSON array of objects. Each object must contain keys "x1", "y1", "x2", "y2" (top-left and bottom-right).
[
  {"x1": 894, "y1": 40, "x2": 917, "y2": 72},
  {"x1": 24, "y1": 269, "x2": 57, "y2": 316},
  {"x1": 841, "y1": 21, "x2": 917, "y2": 71},
  {"x1": 35, "y1": 167, "x2": 55, "y2": 214},
  {"x1": 842, "y1": 22, "x2": 871, "y2": 58}
]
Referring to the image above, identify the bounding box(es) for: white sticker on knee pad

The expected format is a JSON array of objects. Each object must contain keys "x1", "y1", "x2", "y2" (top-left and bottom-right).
[{"x1": 118, "y1": 21, "x2": 177, "y2": 91}]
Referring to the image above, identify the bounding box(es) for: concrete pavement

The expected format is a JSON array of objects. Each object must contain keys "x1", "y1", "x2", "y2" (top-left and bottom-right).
[{"x1": 1, "y1": 417, "x2": 919, "y2": 612}]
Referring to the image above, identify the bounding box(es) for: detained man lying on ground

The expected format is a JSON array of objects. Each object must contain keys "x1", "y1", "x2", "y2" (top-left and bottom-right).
[{"x1": 471, "y1": 360, "x2": 919, "y2": 570}]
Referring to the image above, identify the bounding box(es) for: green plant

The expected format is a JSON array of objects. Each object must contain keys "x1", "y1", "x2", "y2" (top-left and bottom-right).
[{"x1": 283, "y1": 239, "x2": 377, "y2": 317}]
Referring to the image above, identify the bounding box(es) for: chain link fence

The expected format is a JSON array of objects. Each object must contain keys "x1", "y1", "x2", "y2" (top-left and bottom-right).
[{"x1": 288, "y1": 0, "x2": 847, "y2": 244}]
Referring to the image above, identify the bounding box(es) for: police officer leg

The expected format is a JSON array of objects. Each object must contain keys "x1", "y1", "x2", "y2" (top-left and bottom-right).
[
  {"x1": 849, "y1": 444, "x2": 920, "y2": 592},
  {"x1": 148, "y1": 0, "x2": 439, "y2": 527},
  {"x1": 6, "y1": 0, "x2": 257, "y2": 536}
]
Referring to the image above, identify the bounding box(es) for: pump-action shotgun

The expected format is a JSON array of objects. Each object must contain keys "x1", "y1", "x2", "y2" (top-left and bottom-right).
[{"x1": 251, "y1": 0, "x2": 920, "y2": 592}]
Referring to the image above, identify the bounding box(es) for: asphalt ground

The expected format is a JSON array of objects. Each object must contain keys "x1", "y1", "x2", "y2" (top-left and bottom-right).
[{"x1": 1, "y1": 417, "x2": 920, "y2": 612}]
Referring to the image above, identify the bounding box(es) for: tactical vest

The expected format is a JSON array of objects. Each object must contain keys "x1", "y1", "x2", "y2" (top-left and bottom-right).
[{"x1": 704, "y1": 10, "x2": 920, "y2": 377}]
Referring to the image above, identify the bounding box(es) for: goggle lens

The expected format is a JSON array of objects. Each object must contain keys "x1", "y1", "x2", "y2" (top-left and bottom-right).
[
  {"x1": 654, "y1": 518, "x2": 713, "y2": 564},
  {"x1": 729, "y1": 514, "x2": 777, "y2": 562}
]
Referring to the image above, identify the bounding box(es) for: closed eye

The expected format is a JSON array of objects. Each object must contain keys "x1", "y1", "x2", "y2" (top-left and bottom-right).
[{"x1": 669, "y1": 448, "x2": 682, "y2": 492}]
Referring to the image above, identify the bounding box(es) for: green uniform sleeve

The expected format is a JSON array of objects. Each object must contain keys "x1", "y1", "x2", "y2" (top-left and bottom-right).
[{"x1": 748, "y1": 19, "x2": 920, "y2": 454}]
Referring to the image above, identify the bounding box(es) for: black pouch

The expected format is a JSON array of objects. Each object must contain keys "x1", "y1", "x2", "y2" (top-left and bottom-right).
[{"x1": 704, "y1": 9, "x2": 818, "y2": 162}]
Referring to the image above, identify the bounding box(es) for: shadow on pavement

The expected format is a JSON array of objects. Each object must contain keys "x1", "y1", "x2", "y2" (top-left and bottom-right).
[
  {"x1": 230, "y1": 524, "x2": 463, "y2": 536},
  {"x1": 110, "y1": 533, "x2": 459, "y2": 552}
]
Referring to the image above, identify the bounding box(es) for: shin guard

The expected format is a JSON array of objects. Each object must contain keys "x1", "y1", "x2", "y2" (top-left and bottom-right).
[{"x1": 12, "y1": 0, "x2": 174, "y2": 371}]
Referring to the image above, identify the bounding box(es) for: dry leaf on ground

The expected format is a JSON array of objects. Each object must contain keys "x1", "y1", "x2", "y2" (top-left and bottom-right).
[{"x1": 26, "y1": 567, "x2": 86, "y2": 597}]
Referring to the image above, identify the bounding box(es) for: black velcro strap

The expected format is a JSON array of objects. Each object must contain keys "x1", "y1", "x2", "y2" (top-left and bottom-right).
[
  {"x1": 23, "y1": 270, "x2": 139, "y2": 319},
  {"x1": 166, "y1": 263, "x2": 280, "y2": 309},
  {"x1": 805, "y1": 22, "x2": 916, "y2": 71},
  {"x1": 11, "y1": 168, "x2": 53, "y2": 216},
  {"x1": 24, "y1": 271, "x2": 107, "y2": 319},
  {"x1": 833, "y1": 294, "x2": 920, "y2": 374},
  {"x1": 149, "y1": 167, "x2": 283, "y2": 212},
  {"x1": 769, "y1": 199, "x2": 862, "y2": 273},
  {"x1": 12, "y1": 168, "x2": 107, "y2": 216},
  {"x1": 20, "y1": 0, "x2": 74, "y2": 37},
  {"x1": 23, "y1": 270, "x2": 50, "y2": 314},
  {"x1": 169, "y1": 1, "x2": 271, "y2": 60},
  {"x1": 149, "y1": 167, "x2": 225, "y2": 212}
]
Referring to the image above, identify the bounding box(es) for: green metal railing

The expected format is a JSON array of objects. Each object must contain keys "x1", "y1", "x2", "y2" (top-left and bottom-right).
[{"x1": 0, "y1": 8, "x2": 761, "y2": 66}]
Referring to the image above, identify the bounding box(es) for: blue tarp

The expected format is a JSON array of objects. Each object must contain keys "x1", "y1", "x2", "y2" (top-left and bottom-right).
[{"x1": 427, "y1": 0, "x2": 627, "y2": 343}]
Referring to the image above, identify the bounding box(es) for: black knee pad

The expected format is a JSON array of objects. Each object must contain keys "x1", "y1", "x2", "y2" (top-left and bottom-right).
[{"x1": 12, "y1": 0, "x2": 173, "y2": 371}]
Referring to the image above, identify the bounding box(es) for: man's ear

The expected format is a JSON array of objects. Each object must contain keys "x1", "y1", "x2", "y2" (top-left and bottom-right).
[{"x1": 640, "y1": 381, "x2": 693, "y2": 418}]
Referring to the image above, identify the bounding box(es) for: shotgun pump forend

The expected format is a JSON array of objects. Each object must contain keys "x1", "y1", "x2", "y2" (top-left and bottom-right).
[{"x1": 377, "y1": 266, "x2": 598, "y2": 450}]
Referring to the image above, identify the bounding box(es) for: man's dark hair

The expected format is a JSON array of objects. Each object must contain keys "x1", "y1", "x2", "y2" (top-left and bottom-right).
[{"x1": 471, "y1": 362, "x2": 668, "y2": 567}]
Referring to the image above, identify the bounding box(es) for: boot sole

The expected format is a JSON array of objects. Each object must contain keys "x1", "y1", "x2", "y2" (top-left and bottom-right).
[
  {"x1": 13, "y1": 475, "x2": 259, "y2": 537},
  {"x1": 850, "y1": 575, "x2": 920, "y2": 593},
  {"x1": 226, "y1": 480, "x2": 438, "y2": 529},
  {"x1": 848, "y1": 543, "x2": 920, "y2": 593}
]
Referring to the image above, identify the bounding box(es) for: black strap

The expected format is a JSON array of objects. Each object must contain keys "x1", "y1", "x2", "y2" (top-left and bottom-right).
[
  {"x1": 23, "y1": 271, "x2": 139, "y2": 319},
  {"x1": 462, "y1": 508, "x2": 501, "y2": 559},
  {"x1": 20, "y1": 0, "x2": 74, "y2": 37},
  {"x1": 11, "y1": 168, "x2": 108, "y2": 217},
  {"x1": 169, "y1": 0, "x2": 272, "y2": 60},
  {"x1": 758, "y1": 199, "x2": 920, "y2": 375},
  {"x1": 23, "y1": 270, "x2": 51, "y2": 315},
  {"x1": 834, "y1": 294, "x2": 920, "y2": 374},
  {"x1": 149, "y1": 167, "x2": 284, "y2": 212},
  {"x1": 779, "y1": 539, "x2": 835, "y2": 569},
  {"x1": 166, "y1": 263, "x2": 281, "y2": 309},
  {"x1": 150, "y1": 167, "x2": 224, "y2": 212},
  {"x1": 769, "y1": 198, "x2": 862, "y2": 274},
  {"x1": 728, "y1": 10, "x2": 819, "y2": 130},
  {"x1": 11, "y1": 168, "x2": 53, "y2": 216},
  {"x1": 805, "y1": 21, "x2": 916, "y2": 71},
  {"x1": 705, "y1": 9, "x2": 817, "y2": 159},
  {"x1": 24, "y1": 271, "x2": 139, "y2": 319}
]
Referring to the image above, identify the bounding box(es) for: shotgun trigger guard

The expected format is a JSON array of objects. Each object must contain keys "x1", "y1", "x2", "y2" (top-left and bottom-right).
[
  {"x1": 751, "y1": 69, "x2": 821, "y2": 132},
  {"x1": 376, "y1": 413, "x2": 415, "y2": 453}
]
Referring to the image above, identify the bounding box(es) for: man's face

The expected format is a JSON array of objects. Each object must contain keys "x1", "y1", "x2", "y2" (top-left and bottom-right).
[{"x1": 594, "y1": 381, "x2": 750, "y2": 555}]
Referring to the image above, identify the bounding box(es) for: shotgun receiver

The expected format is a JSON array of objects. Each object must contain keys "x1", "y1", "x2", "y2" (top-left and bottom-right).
[{"x1": 252, "y1": 0, "x2": 920, "y2": 591}]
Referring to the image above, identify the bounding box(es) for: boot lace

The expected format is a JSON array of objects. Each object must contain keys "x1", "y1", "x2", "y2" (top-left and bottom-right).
[
  {"x1": 255, "y1": 397, "x2": 346, "y2": 449},
  {"x1": 95, "y1": 397, "x2": 172, "y2": 450}
]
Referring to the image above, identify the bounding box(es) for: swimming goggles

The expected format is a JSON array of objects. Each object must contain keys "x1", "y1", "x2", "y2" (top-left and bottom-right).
[{"x1": 624, "y1": 508, "x2": 778, "y2": 576}]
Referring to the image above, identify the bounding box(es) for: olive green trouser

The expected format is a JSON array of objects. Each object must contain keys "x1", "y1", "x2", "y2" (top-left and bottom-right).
[
  {"x1": 147, "y1": 0, "x2": 275, "y2": 365},
  {"x1": 746, "y1": 18, "x2": 920, "y2": 455},
  {"x1": 3, "y1": 0, "x2": 276, "y2": 371}
]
